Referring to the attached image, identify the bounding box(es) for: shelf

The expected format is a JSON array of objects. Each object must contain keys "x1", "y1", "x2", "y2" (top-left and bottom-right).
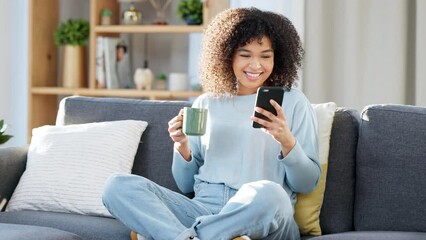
[
  {"x1": 94, "y1": 25, "x2": 204, "y2": 33},
  {"x1": 31, "y1": 87, "x2": 202, "y2": 99}
]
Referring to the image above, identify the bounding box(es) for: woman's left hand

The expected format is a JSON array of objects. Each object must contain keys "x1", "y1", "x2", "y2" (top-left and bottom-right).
[{"x1": 251, "y1": 99, "x2": 296, "y2": 156}]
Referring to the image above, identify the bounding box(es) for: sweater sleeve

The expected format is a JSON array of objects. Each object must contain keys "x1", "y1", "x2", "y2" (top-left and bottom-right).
[
  {"x1": 280, "y1": 94, "x2": 321, "y2": 194},
  {"x1": 171, "y1": 148, "x2": 200, "y2": 193},
  {"x1": 171, "y1": 96, "x2": 205, "y2": 193},
  {"x1": 171, "y1": 131, "x2": 205, "y2": 193}
]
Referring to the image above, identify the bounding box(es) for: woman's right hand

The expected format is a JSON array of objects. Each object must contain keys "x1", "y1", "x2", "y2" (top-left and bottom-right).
[
  {"x1": 168, "y1": 109, "x2": 186, "y2": 143},
  {"x1": 168, "y1": 109, "x2": 191, "y2": 161}
]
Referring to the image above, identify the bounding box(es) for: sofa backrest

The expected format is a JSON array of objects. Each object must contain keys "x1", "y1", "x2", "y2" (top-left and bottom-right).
[
  {"x1": 354, "y1": 104, "x2": 426, "y2": 232},
  {"x1": 319, "y1": 108, "x2": 360, "y2": 234},
  {"x1": 57, "y1": 96, "x2": 191, "y2": 195}
]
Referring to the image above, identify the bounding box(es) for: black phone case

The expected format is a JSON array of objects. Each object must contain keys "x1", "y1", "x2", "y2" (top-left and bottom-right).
[{"x1": 252, "y1": 87, "x2": 285, "y2": 128}]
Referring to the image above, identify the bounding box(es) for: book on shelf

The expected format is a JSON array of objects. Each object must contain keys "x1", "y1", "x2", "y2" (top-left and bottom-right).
[
  {"x1": 96, "y1": 37, "x2": 134, "y2": 89},
  {"x1": 103, "y1": 37, "x2": 120, "y2": 89},
  {"x1": 95, "y1": 36, "x2": 106, "y2": 88}
]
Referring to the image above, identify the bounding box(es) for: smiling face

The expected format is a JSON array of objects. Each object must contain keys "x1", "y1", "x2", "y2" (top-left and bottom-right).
[{"x1": 232, "y1": 36, "x2": 274, "y2": 95}]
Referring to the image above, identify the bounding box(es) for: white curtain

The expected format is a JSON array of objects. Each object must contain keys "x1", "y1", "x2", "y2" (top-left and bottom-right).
[{"x1": 302, "y1": 0, "x2": 426, "y2": 110}]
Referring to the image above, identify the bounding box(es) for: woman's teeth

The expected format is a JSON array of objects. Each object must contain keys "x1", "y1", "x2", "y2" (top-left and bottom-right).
[{"x1": 246, "y1": 72, "x2": 261, "y2": 79}]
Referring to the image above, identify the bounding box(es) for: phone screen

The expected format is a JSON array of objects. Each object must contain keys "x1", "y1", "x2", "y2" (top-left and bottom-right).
[{"x1": 252, "y1": 87, "x2": 285, "y2": 128}]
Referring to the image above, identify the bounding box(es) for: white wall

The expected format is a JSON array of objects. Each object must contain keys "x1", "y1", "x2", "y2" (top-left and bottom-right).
[
  {"x1": 229, "y1": 0, "x2": 304, "y2": 36},
  {"x1": 0, "y1": 0, "x2": 28, "y2": 147}
]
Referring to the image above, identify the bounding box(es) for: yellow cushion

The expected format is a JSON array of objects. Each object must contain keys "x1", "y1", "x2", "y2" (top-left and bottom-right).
[{"x1": 294, "y1": 102, "x2": 337, "y2": 236}]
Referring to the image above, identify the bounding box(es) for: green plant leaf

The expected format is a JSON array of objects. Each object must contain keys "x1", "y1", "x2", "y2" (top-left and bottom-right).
[
  {"x1": 0, "y1": 135, "x2": 13, "y2": 144},
  {"x1": 101, "y1": 9, "x2": 113, "y2": 17},
  {"x1": 156, "y1": 73, "x2": 167, "y2": 80},
  {"x1": 0, "y1": 119, "x2": 12, "y2": 144},
  {"x1": 177, "y1": 0, "x2": 203, "y2": 25},
  {"x1": 54, "y1": 18, "x2": 90, "y2": 46}
]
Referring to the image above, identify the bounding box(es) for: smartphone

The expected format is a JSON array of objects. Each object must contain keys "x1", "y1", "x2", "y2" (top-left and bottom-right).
[{"x1": 252, "y1": 86, "x2": 285, "y2": 128}]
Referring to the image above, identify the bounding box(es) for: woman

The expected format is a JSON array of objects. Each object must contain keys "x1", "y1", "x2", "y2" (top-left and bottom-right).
[{"x1": 103, "y1": 7, "x2": 320, "y2": 240}]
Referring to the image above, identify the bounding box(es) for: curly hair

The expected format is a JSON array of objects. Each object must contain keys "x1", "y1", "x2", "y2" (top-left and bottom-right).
[{"x1": 199, "y1": 7, "x2": 304, "y2": 96}]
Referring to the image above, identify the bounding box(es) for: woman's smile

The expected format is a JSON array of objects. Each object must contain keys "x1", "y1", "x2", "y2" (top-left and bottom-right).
[{"x1": 244, "y1": 71, "x2": 263, "y2": 81}]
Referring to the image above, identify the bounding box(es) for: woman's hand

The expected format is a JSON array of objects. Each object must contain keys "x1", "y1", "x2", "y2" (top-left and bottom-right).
[
  {"x1": 251, "y1": 100, "x2": 296, "y2": 157},
  {"x1": 168, "y1": 109, "x2": 186, "y2": 143},
  {"x1": 168, "y1": 109, "x2": 191, "y2": 161}
]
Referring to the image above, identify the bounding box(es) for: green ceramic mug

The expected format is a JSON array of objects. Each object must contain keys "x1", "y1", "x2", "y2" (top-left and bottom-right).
[{"x1": 183, "y1": 107, "x2": 208, "y2": 136}]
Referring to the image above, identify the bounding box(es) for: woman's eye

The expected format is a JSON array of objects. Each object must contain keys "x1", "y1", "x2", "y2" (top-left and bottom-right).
[
  {"x1": 262, "y1": 55, "x2": 272, "y2": 59},
  {"x1": 239, "y1": 54, "x2": 251, "y2": 58}
]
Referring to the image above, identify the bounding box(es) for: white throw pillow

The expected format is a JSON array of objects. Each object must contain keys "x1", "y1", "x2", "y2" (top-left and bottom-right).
[
  {"x1": 294, "y1": 102, "x2": 337, "y2": 236},
  {"x1": 313, "y1": 102, "x2": 337, "y2": 167},
  {"x1": 6, "y1": 120, "x2": 148, "y2": 217}
]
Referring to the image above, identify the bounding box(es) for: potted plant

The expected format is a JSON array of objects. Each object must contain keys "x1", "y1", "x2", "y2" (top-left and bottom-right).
[
  {"x1": 0, "y1": 119, "x2": 13, "y2": 145},
  {"x1": 100, "y1": 8, "x2": 113, "y2": 25},
  {"x1": 155, "y1": 72, "x2": 167, "y2": 90},
  {"x1": 177, "y1": 0, "x2": 203, "y2": 25},
  {"x1": 54, "y1": 18, "x2": 90, "y2": 88}
]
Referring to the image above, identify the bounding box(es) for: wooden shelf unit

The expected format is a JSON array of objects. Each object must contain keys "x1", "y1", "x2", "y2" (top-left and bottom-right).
[
  {"x1": 87, "y1": 0, "x2": 209, "y2": 89},
  {"x1": 31, "y1": 87, "x2": 201, "y2": 99},
  {"x1": 93, "y1": 25, "x2": 204, "y2": 34},
  {"x1": 28, "y1": 0, "x2": 229, "y2": 141}
]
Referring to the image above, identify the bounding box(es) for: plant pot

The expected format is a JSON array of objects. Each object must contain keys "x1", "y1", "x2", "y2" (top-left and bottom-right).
[
  {"x1": 61, "y1": 45, "x2": 86, "y2": 88},
  {"x1": 155, "y1": 80, "x2": 167, "y2": 90},
  {"x1": 185, "y1": 15, "x2": 201, "y2": 25}
]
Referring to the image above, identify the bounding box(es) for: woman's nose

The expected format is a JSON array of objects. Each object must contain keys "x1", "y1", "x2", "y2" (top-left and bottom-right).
[{"x1": 249, "y1": 59, "x2": 261, "y2": 69}]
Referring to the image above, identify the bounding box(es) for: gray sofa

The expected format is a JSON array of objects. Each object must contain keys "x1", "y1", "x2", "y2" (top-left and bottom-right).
[{"x1": 0, "y1": 96, "x2": 425, "y2": 240}]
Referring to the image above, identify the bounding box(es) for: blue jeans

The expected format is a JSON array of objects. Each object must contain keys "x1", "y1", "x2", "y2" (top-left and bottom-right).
[{"x1": 102, "y1": 174, "x2": 300, "y2": 240}]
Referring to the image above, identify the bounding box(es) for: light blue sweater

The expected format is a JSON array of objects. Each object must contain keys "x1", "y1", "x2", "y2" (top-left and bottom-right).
[{"x1": 172, "y1": 88, "x2": 320, "y2": 205}]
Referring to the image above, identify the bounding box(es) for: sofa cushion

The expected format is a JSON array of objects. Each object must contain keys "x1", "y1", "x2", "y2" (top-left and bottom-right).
[
  {"x1": 0, "y1": 210, "x2": 130, "y2": 240},
  {"x1": 0, "y1": 223, "x2": 82, "y2": 240},
  {"x1": 355, "y1": 104, "x2": 426, "y2": 231},
  {"x1": 319, "y1": 108, "x2": 360, "y2": 234},
  {"x1": 304, "y1": 231, "x2": 426, "y2": 240},
  {"x1": 56, "y1": 96, "x2": 192, "y2": 195},
  {"x1": 6, "y1": 120, "x2": 147, "y2": 217},
  {"x1": 295, "y1": 102, "x2": 337, "y2": 236}
]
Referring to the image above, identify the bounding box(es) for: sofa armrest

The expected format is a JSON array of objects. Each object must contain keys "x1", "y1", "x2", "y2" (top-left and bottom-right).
[{"x1": 0, "y1": 146, "x2": 28, "y2": 203}]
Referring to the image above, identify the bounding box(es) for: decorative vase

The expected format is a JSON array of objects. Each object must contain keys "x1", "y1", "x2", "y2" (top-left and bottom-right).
[
  {"x1": 168, "y1": 73, "x2": 188, "y2": 91},
  {"x1": 61, "y1": 45, "x2": 86, "y2": 88},
  {"x1": 121, "y1": 3, "x2": 142, "y2": 25},
  {"x1": 134, "y1": 68, "x2": 153, "y2": 90},
  {"x1": 149, "y1": 0, "x2": 173, "y2": 25}
]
